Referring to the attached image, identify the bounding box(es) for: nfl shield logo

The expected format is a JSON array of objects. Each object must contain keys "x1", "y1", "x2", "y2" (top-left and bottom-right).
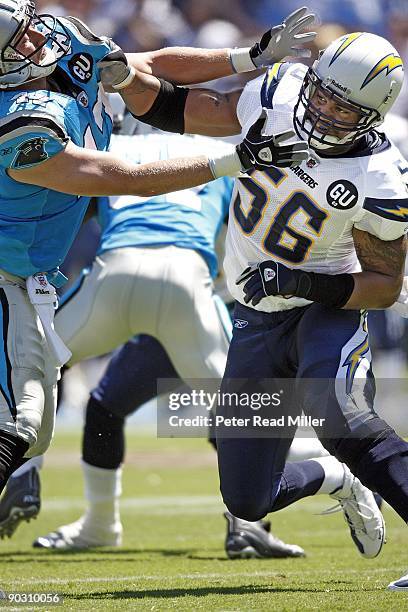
[{"x1": 307, "y1": 157, "x2": 318, "y2": 169}]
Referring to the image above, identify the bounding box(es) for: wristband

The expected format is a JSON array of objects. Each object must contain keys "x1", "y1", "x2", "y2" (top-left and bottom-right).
[
  {"x1": 208, "y1": 149, "x2": 244, "y2": 178},
  {"x1": 295, "y1": 271, "x2": 355, "y2": 309},
  {"x1": 112, "y1": 66, "x2": 136, "y2": 90},
  {"x1": 229, "y1": 47, "x2": 255, "y2": 73}
]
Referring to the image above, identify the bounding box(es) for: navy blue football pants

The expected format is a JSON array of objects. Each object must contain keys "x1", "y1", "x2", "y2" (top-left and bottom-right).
[{"x1": 216, "y1": 302, "x2": 408, "y2": 521}]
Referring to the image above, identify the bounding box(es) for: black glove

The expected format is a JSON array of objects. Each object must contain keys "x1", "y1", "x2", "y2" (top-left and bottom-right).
[
  {"x1": 236, "y1": 261, "x2": 305, "y2": 306},
  {"x1": 236, "y1": 109, "x2": 309, "y2": 171}
]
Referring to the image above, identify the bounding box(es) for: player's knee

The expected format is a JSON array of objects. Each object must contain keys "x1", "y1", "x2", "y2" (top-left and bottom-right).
[
  {"x1": 83, "y1": 395, "x2": 125, "y2": 469},
  {"x1": 222, "y1": 480, "x2": 279, "y2": 522},
  {"x1": 87, "y1": 393, "x2": 125, "y2": 426}
]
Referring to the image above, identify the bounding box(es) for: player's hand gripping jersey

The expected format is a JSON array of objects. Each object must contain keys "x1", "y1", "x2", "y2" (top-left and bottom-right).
[
  {"x1": 0, "y1": 17, "x2": 114, "y2": 279},
  {"x1": 225, "y1": 63, "x2": 408, "y2": 312}
]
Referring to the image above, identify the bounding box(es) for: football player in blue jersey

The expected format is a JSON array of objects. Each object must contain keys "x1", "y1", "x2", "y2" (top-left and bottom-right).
[
  {"x1": 9, "y1": 116, "x2": 301, "y2": 557},
  {"x1": 0, "y1": 0, "x2": 313, "y2": 496}
]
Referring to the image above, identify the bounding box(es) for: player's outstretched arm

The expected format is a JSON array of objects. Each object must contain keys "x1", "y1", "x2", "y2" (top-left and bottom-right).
[
  {"x1": 347, "y1": 228, "x2": 407, "y2": 309},
  {"x1": 109, "y1": 7, "x2": 315, "y2": 87},
  {"x1": 236, "y1": 228, "x2": 406, "y2": 310},
  {"x1": 8, "y1": 113, "x2": 307, "y2": 196},
  {"x1": 98, "y1": 8, "x2": 315, "y2": 117},
  {"x1": 7, "y1": 141, "x2": 215, "y2": 197}
]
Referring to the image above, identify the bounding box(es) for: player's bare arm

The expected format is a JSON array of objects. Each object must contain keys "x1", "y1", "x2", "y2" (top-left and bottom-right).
[
  {"x1": 183, "y1": 89, "x2": 242, "y2": 136},
  {"x1": 129, "y1": 6, "x2": 315, "y2": 86},
  {"x1": 7, "y1": 141, "x2": 214, "y2": 197},
  {"x1": 346, "y1": 228, "x2": 407, "y2": 309},
  {"x1": 8, "y1": 121, "x2": 308, "y2": 195},
  {"x1": 99, "y1": 8, "x2": 315, "y2": 122}
]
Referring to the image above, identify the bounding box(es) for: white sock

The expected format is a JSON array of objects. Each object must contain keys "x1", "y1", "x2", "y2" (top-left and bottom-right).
[
  {"x1": 82, "y1": 460, "x2": 122, "y2": 528},
  {"x1": 310, "y1": 456, "x2": 346, "y2": 495},
  {"x1": 288, "y1": 437, "x2": 329, "y2": 462},
  {"x1": 12, "y1": 455, "x2": 44, "y2": 478}
]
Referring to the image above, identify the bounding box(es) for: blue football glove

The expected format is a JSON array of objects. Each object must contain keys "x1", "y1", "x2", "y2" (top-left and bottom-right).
[{"x1": 236, "y1": 261, "x2": 303, "y2": 306}]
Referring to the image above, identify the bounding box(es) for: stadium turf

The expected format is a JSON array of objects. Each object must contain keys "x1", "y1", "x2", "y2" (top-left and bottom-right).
[{"x1": 0, "y1": 429, "x2": 407, "y2": 610}]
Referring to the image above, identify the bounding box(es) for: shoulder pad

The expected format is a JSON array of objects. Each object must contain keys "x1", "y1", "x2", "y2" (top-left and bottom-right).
[
  {"x1": 0, "y1": 113, "x2": 68, "y2": 170},
  {"x1": 363, "y1": 156, "x2": 408, "y2": 222},
  {"x1": 363, "y1": 197, "x2": 408, "y2": 222},
  {"x1": 261, "y1": 63, "x2": 290, "y2": 108},
  {"x1": 61, "y1": 16, "x2": 108, "y2": 45}
]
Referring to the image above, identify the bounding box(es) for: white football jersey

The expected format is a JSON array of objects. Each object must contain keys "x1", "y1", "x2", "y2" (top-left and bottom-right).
[{"x1": 224, "y1": 63, "x2": 408, "y2": 312}]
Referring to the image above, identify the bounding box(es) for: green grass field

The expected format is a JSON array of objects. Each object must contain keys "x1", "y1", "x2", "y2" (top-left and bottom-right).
[{"x1": 0, "y1": 429, "x2": 407, "y2": 611}]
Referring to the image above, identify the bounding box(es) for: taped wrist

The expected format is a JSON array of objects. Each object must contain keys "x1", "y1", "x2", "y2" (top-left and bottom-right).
[
  {"x1": 294, "y1": 271, "x2": 355, "y2": 309},
  {"x1": 229, "y1": 47, "x2": 254, "y2": 73},
  {"x1": 134, "y1": 78, "x2": 189, "y2": 134}
]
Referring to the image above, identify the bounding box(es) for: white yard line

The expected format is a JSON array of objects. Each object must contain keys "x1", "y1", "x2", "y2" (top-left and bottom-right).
[
  {"x1": 4, "y1": 568, "x2": 396, "y2": 587},
  {"x1": 42, "y1": 495, "x2": 330, "y2": 514}
]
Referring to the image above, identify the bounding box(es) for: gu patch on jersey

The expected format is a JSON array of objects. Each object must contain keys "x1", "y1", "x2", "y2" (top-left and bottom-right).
[
  {"x1": 68, "y1": 52, "x2": 94, "y2": 83},
  {"x1": 326, "y1": 180, "x2": 359, "y2": 210}
]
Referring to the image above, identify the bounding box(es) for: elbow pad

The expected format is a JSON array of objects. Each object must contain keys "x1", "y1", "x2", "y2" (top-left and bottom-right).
[{"x1": 134, "y1": 78, "x2": 189, "y2": 134}]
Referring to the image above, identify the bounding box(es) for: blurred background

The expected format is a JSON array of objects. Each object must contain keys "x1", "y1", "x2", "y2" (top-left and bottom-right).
[{"x1": 43, "y1": 0, "x2": 408, "y2": 430}]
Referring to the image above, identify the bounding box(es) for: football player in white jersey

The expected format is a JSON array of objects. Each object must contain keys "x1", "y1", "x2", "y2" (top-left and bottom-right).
[{"x1": 122, "y1": 30, "x2": 408, "y2": 585}]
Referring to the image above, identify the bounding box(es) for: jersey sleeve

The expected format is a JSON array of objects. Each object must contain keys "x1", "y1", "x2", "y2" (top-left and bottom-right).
[
  {"x1": 354, "y1": 150, "x2": 408, "y2": 240},
  {"x1": 0, "y1": 112, "x2": 68, "y2": 170}
]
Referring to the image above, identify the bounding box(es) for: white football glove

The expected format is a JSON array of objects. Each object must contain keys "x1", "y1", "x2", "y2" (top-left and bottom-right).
[
  {"x1": 97, "y1": 40, "x2": 136, "y2": 91},
  {"x1": 230, "y1": 7, "x2": 316, "y2": 73}
]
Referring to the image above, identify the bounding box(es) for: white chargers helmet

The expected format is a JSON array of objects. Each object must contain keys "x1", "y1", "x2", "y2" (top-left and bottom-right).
[
  {"x1": 294, "y1": 32, "x2": 404, "y2": 153},
  {"x1": 0, "y1": 0, "x2": 70, "y2": 88}
]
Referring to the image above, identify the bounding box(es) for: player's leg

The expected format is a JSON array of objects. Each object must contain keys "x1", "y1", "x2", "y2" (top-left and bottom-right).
[
  {"x1": 33, "y1": 335, "x2": 181, "y2": 549},
  {"x1": 216, "y1": 302, "x2": 384, "y2": 558},
  {"x1": 0, "y1": 253, "x2": 136, "y2": 539},
  {"x1": 0, "y1": 278, "x2": 59, "y2": 537},
  {"x1": 154, "y1": 249, "x2": 307, "y2": 557},
  {"x1": 295, "y1": 305, "x2": 404, "y2": 556},
  {"x1": 55, "y1": 253, "x2": 138, "y2": 364},
  {"x1": 297, "y1": 304, "x2": 408, "y2": 518}
]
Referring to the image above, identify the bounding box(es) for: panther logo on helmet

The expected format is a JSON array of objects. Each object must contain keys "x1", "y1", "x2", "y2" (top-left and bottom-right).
[{"x1": 294, "y1": 32, "x2": 404, "y2": 154}]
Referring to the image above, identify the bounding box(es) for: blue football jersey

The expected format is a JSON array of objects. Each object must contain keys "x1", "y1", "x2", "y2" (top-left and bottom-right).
[
  {"x1": 97, "y1": 134, "x2": 234, "y2": 278},
  {"x1": 0, "y1": 17, "x2": 114, "y2": 279}
]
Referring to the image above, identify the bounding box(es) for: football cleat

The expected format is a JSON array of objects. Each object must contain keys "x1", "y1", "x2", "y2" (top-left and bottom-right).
[
  {"x1": 329, "y1": 465, "x2": 385, "y2": 558},
  {"x1": 32, "y1": 514, "x2": 122, "y2": 550},
  {"x1": 0, "y1": 467, "x2": 41, "y2": 539},
  {"x1": 224, "y1": 511, "x2": 305, "y2": 559},
  {"x1": 388, "y1": 573, "x2": 408, "y2": 591}
]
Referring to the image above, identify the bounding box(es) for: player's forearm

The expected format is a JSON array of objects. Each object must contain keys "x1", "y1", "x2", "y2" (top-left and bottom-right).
[
  {"x1": 121, "y1": 49, "x2": 237, "y2": 118},
  {"x1": 8, "y1": 144, "x2": 244, "y2": 197},
  {"x1": 344, "y1": 271, "x2": 403, "y2": 309},
  {"x1": 137, "y1": 48, "x2": 235, "y2": 84}
]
